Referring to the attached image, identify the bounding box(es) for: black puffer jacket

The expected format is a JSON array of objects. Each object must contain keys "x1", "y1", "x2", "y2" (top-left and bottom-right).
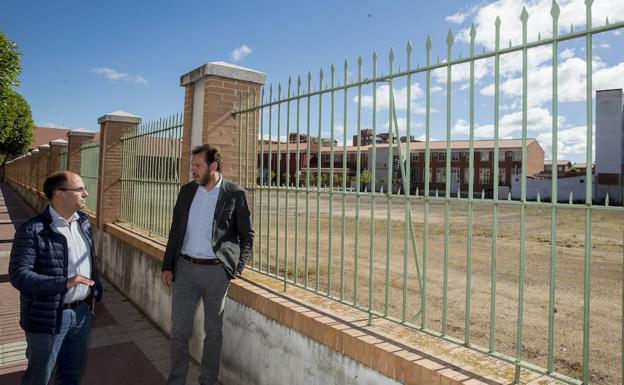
[{"x1": 9, "y1": 206, "x2": 101, "y2": 334}]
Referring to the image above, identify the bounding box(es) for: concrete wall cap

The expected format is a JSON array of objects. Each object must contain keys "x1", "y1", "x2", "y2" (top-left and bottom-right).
[
  {"x1": 50, "y1": 139, "x2": 68, "y2": 146},
  {"x1": 31, "y1": 149, "x2": 40, "y2": 154},
  {"x1": 97, "y1": 111, "x2": 142, "y2": 125},
  {"x1": 180, "y1": 61, "x2": 267, "y2": 87},
  {"x1": 68, "y1": 128, "x2": 97, "y2": 137},
  {"x1": 38, "y1": 144, "x2": 51, "y2": 150}
]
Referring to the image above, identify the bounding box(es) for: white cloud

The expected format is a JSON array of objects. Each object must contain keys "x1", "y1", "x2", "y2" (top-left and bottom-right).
[
  {"x1": 91, "y1": 67, "x2": 148, "y2": 85},
  {"x1": 455, "y1": 0, "x2": 624, "y2": 51},
  {"x1": 433, "y1": 59, "x2": 491, "y2": 84},
  {"x1": 537, "y1": 125, "x2": 595, "y2": 160},
  {"x1": 598, "y1": 43, "x2": 611, "y2": 49},
  {"x1": 231, "y1": 45, "x2": 252, "y2": 62},
  {"x1": 446, "y1": 12, "x2": 468, "y2": 24},
  {"x1": 614, "y1": 30, "x2": 622, "y2": 36},
  {"x1": 431, "y1": 86, "x2": 444, "y2": 93},
  {"x1": 357, "y1": 82, "x2": 425, "y2": 112},
  {"x1": 560, "y1": 48, "x2": 575, "y2": 60},
  {"x1": 452, "y1": 107, "x2": 554, "y2": 138},
  {"x1": 479, "y1": 55, "x2": 624, "y2": 108},
  {"x1": 42, "y1": 122, "x2": 65, "y2": 128}
]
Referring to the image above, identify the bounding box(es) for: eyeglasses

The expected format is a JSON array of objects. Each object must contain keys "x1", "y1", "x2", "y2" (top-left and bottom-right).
[{"x1": 58, "y1": 187, "x2": 87, "y2": 193}]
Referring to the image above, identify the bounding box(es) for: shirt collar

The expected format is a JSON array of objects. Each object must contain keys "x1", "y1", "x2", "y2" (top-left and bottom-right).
[{"x1": 49, "y1": 205, "x2": 79, "y2": 225}]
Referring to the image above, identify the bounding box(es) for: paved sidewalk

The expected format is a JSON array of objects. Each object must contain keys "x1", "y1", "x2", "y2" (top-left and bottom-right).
[{"x1": 0, "y1": 183, "x2": 202, "y2": 385}]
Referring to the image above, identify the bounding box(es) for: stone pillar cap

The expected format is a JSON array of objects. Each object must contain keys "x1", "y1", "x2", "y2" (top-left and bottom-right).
[
  {"x1": 68, "y1": 128, "x2": 97, "y2": 137},
  {"x1": 50, "y1": 139, "x2": 68, "y2": 146},
  {"x1": 25, "y1": 152, "x2": 32, "y2": 157},
  {"x1": 38, "y1": 144, "x2": 51, "y2": 150},
  {"x1": 31, "y1": 149, "x2": 40, "y2": 154},
  {"x1": 180, "y1": 61, "x2": 267, "y2": 87},
  {"x1": 97, "y1": 111, "x2": 142, "y2": 125}
]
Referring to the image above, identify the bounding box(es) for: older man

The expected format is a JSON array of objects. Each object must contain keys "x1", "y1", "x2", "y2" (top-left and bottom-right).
[
  {"x1": 161, "y1": 144, "x2": 254, "y2": 385},
  {"x1": 9, "y1": 171, "x2": 101, "y2": 385}
]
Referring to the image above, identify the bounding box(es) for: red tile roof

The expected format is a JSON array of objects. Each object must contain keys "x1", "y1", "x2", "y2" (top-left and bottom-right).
[{"x1": 29, "y1": 127, "x2": 100, "y2": 151}]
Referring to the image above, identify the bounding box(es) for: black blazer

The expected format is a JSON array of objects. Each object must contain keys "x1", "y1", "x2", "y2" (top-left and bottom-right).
[{"x1": 162, "y1": 178, "x2": 254, "y2": 279}]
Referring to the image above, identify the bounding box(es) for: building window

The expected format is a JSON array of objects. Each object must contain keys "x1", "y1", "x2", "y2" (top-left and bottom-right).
[
  {"x1": 431, "y1": 152, "x2": 437, "y2": 159},
  {"x1": 464, "y1": 168, "x2": 474, "y2": 184},
  {"x1": 499, "y1": 151, "x2": 506, "y2": 162},
  {"x1": 451, "y1": 167, "x2": 460, "y2": 183},
  {"x1": 512, "y1": 151, "x2": 521, "y2": 161},
  {"x1": 451, "y1": 152, "x2": 459, "y2": 161},
  {"x1": 436, "y1": 167, "x2": 446, "y2": 183},
  {"x1": 479, "y1": 168, "x2": 491, "y2": 185},
  {"x1": 412, "y1": 168, "x2": 420, "y2": 183},
  {"x1": 438, "y1": 152, "x2": 446, "y2": 162},
  {"x1": 512, "y1": 164, "x2": 520, "y2": 175},
  {"x1": 480, "y1": 151, "x2": 490, "y2": 161},
  {"x1": 412, "y1": 152, "x2": 419, "y2": 161},
  {"x1": 499, "y1": 168, "x2": 506, "y2": 185}
]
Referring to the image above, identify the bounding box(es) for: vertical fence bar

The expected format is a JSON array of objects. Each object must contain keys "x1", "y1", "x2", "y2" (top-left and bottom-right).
[
  {"x1": 466, "y1": 25, "x2": 476, "y2": 347},
  {"x1": 514, "y1": 7, "x2": 530, "y2": 383},
  {"x1": 328, "y1": 64, "x2": 335, "y2": 295},
  {"x1": 305, "y1": 73, "x2": 312, "y2": 287},
  {"x1": 284, "y1": 79, "x2": 291, "y2": 290},
  {"x1": 258, "y1": 88, "x2": 265, "y2": 271},
  {"x1": 368, "y1": 51, "x2": 378, "y2": 325},
  {"x1": 402, "y1": 41, "x2": 412, "y2": 322},
  {"x1": 276, "y1": 84, "x2": 282, "y2": 278},
  {"x1": 239, "y1": 94, "x2": 243, "y2": 185},
  {"x1": 385, "y1": 49, "x2": 394, "y2": 317},
  {"x1": 267, "y1": 85, "x2": 273, "y2": 275},
  {"x1": 490, "y1": 16, "x2": 502, "y2": 354},
  {"x1": 340, "y1": 60, "x2": 348, "y2": 301},
  {"x1": 582, "y1": 2, "x2": 594, "y2": 384},
  {"x1": 294, "y1": 77, "x2": 301, "y2": 284},
  {"x1": 354, "y1": 57, "x2": 363, "y2": 306},
  {"x1": 422, "y1": 35, "x2": 432, "y2": 330},
  {"x1": 316, "y1": 69, "x2": 323, "y2": 292},
  {"x1": 547, "y1": 1, "x2": 560, "y2": 374},
  {"x1": 442, "y1": 30, "x2": 454, "y2": 337}
]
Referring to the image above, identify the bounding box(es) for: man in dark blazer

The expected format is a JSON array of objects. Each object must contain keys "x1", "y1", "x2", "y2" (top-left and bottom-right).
[{"x1": 161, "y1": 144, "x2": 253, "y2": 385}]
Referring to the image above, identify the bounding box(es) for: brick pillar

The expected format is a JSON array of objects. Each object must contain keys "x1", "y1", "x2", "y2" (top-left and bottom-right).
[
  {"x1": 49, "y1": 139, "x2": 68, "y2": 173},
  {"x1": 37, "y1": 145, "x2": 51, "y2": 192},
  {"x1": 179, "y1": 62, "x2": 266, "y2": 185},
  {"x1": 95, "y1": 111, "x2": 141, "y2": 229},
  {"x1": 23, "y1": 153, "x2": 32, "y2": 186},
  {"x1": 29, "y1": 150, "x2": 39, "y2": 190},
  {"x1": 67, "y1": 129, "x2": 96, "y2": 174}
]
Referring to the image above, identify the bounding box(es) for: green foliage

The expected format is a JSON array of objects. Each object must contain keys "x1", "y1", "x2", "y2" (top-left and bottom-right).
[
  {"x1": 0, "y1": 31, "x2": 21, "y2": 96},
  {"x1": 360, "y1": 169, "x2": 371, "y2": 184},
  {"x1": 0, "y1": 89, "x2": 34, "y2": 157},
  {"x1": 0, "y1": 31, "x2": 33, "y2": 159}
]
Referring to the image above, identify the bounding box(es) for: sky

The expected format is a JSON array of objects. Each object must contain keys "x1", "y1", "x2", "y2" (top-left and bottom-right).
[{"x1": 1, "y1": 0, "x2": 623, "y2": 163}]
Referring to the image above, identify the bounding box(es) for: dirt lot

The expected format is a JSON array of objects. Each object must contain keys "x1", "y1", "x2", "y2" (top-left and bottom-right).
[{"x1": 251, "y1": 191, "x2": 623, "y2": 385}]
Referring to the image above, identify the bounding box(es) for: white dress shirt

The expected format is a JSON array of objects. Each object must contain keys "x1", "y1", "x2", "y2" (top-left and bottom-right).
[
  {"x1": 181, "y1": 175, "x2": 223, "y2": 259},
  {"x1": 49, "y1": 206, "x2": 91, "y2": 303}
]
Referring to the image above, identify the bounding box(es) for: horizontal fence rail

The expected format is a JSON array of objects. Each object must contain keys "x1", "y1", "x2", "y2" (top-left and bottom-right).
[
  {"x1": 79, "y1": 140, "x2": 99, "y2": 213},
  {"x1": 119, "y1": 113, "x2": 183, "y2": 237},
  {"x1": 233, "y1": 3, "x2": 624, "y2": 385}
]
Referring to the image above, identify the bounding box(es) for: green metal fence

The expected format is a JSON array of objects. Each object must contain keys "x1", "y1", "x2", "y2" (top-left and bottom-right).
[
  {"x1": 232, "y1": 3, "x2": 624, "y2": 385},
  {"x1": 119, "y1": 114, "x2": 183, "y2": 237},
  {"x1": 79, "y1": 140, "x2": 99, "y2": 213},
  {"x1": 58, "y1": 148, "x2": 68, "y2": 171}
]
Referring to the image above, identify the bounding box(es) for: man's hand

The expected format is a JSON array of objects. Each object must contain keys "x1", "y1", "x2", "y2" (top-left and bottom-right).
[
  {"x1": 161, "y1": 270, "x2": 173, "y2": 288},
  {"x1": 67, "y1": 275, "x2": 95, "y2": 289}
]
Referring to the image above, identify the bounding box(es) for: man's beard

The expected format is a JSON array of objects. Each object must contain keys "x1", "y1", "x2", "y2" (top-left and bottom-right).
[{"x1": 199, "y1": 172, "x2": 214, "y2": 186}]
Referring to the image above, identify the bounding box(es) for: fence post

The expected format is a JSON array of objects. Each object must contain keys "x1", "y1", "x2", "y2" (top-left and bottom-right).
[
  {"x1": 37, "y1": 144, "x2": 51, "y2": 193},
  {"x1": 95, "y1": 111, "x2": 141, "y2": 229},
  {"x1": 49, "y1": 139, "x2": 68, "y2": 173},
  {"x1": 67, "y1": 129, "x2": 96, "y2": 174},
  {"x1": 179, "y1": 62, "x2": 266, "y2": 184}
]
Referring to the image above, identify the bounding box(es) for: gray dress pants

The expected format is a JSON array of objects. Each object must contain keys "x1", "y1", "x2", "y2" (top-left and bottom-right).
[{"x1": 168, "y1": 258, "x2": 229, "y2": 385}]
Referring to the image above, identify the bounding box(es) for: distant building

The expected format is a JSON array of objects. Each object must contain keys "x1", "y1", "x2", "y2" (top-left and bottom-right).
[
  {"x1": 28, "y1": 127, "x2": 100, "y2": 152},
  {"x1": 595, "y1": 89, "x2": 623, "y2": 205},
  {"x1": 543, "y1": 160, "x2": 572, "y2": 177}
]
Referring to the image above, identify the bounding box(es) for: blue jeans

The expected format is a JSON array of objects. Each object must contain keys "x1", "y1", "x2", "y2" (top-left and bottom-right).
[{"x1": 21, "y1": 302, "x2": 92, "y2": 385}]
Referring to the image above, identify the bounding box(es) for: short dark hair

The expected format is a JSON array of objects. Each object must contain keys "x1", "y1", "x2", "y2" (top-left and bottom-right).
[
  {"x1": 191, "y1": 144, "x2": 221, "y2": 172},
  {"x1": 43, "y1": 171, "x2": 72, "y2": 199}
]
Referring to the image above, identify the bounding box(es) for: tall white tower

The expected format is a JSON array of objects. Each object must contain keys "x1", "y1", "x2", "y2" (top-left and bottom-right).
[{"x1": 595, "y1": 89, "x2": 624, "y2": 205}]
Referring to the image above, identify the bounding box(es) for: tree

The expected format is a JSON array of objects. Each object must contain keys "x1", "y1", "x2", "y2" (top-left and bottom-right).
[
  {"x1": 0, "y1": 32, "x2": 21, "y2": 97},
  {"x1": 0, "y1": 90, "x2": 34, "y2": 161},
  {"x1": 0, "y1": 31, "x2": 33, "y2": 160},
  {"x1": 360, "y1": 169, "x2": 371, "y2": 191}
]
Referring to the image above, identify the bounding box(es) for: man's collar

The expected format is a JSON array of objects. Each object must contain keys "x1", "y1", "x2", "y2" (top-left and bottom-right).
[{"x1": 48, "y1": 205, "x2": 79, "y2": 224}]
